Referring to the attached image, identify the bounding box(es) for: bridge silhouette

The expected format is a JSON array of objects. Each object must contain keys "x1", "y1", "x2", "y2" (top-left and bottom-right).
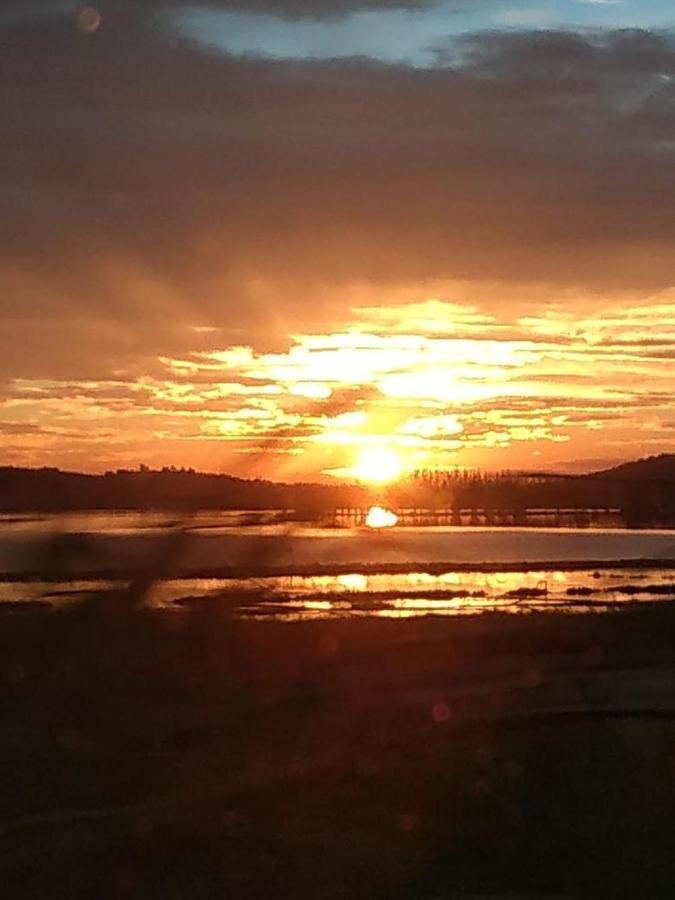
[{"x1": 334, "y1": 507, "x2": 624, "y2": 528}]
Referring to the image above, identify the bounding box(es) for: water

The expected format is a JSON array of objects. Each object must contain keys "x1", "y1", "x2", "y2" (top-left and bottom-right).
[
  {"x1": 1, "y1": 512, "x2": 673, "y2": 618},
  {"x1": 159, "y1": 567, "x2": 675, "y2": 620},
  {"x1": 1, "y1": 512, "x2": 674, "y2": 574}
]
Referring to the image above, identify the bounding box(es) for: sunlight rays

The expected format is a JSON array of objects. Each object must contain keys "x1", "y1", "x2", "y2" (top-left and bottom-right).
[{"x1": 4, "y1": 298, "x2": 674, "y2": 476}]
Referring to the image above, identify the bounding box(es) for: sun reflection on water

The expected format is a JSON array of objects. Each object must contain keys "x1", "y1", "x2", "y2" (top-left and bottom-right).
[
  {"x1": 19, "y1": 567, "x2": 672, "y2": 621},
  {"x1": 336, "y1": 573, "x2": 368, "y2": 591},
  {"x1": 365, "y1": 506, "x2": 399, "y2": 529}
]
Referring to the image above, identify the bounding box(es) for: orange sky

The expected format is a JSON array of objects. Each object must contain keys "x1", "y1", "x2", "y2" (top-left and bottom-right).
[
  {"x1": 1, "y1": 3, "x2": 673, "y2": 479},
  {"x1": 3, "y1": 293, "x2": 674, "y2": 478}
]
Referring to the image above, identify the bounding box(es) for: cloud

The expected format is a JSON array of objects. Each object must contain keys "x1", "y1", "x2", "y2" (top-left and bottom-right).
[
  {"x1": 0, "y1": 0, "x2": 472, "y2": 25},
  {"x1": 2, "y1": 21, "x2": 673, "y2": 354},
  {"x1": 4, "y1": 296, "x2": 673, "y2": 473},
  {"x1": 1, "y1": 6, "x2": 674, "y2": 471}
]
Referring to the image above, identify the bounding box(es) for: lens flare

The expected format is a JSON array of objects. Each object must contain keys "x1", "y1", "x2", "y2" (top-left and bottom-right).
[{"x1": 76, "y1": 6, "x2": 102, "y2": 33}]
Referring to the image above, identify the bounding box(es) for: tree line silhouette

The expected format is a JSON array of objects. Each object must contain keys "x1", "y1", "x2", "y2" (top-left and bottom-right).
[
  {"x1": 385, "y1": 462, "x2": 675, "y2": 527},
  {"x1": 0, "y1": 453, "x2": 673, "y2": 527}
]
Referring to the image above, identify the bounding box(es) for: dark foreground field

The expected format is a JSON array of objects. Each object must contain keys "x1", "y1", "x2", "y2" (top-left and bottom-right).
[{"x1": 2, "y1": 600, "x2": 675, "y2": 899}]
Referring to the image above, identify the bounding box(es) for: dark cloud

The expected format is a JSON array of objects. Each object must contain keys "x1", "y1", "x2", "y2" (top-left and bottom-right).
[
  {"x1": 0, "y1": 11, "x2": 674, "y2": 382},
  {"x1": 456, "y1": 27, "x2": 675, "y2": 79},
  {"x1": 0, "y1": 0, "x2": 465, "y2": 25}
]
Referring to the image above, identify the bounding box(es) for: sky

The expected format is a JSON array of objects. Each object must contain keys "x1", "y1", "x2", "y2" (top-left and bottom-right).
[{"x1": 1, "y1": 0, "x2": 674, "y2": 479}]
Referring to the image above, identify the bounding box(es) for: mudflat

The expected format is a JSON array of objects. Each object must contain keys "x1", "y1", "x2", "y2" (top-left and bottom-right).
[{"x1": 2, "y1": 601, "x2": 674, "y2": 898}]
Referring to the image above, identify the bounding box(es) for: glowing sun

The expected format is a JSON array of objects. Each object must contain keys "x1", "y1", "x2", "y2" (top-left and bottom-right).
[{"x1": 353, "y1": 446, "x2": 403, "y2": 484}]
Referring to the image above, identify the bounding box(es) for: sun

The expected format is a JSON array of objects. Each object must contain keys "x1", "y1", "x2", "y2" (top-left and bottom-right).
[{"x1": 353, "y1": 446, "x2": 403, "y2": 484}]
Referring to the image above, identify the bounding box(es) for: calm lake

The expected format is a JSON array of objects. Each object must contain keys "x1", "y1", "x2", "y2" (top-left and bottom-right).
[{"x1": 1, "y1": 512, "x2": 674, "y2": 618}]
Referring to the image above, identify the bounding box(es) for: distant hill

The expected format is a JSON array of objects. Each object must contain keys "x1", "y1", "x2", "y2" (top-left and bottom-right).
[
  {"x1": 591, "y1": 453, "x2": 675, "y2": 482},
  {"x1": 0, "y1": 466, "x2": 368, "y2": 515},
  {"x1": 0, "y1": 455, "x2": 673, "y2": 525},
  {"x1": 573, "y1": 454, "x2": 675, "y2": 526}
]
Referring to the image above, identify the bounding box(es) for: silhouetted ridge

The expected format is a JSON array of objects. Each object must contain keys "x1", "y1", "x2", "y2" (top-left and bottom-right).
[
  {"x1": 591, "y1": 453, "x2": 675, "y2": 481},
  {"x1": 0, "y1": 454, "x2": 673, "y2": 525},
  {"x1": 0, "y1": 465, "x2": 367, "y2": 514}
]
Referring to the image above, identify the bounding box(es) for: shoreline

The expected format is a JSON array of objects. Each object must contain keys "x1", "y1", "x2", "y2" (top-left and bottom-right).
[
  {"x1": 2, "y1": 556, "x2": 675, "y2": 583},
  {"x1": 3, "y1": 573, "x2": 675, "y2": 897}
]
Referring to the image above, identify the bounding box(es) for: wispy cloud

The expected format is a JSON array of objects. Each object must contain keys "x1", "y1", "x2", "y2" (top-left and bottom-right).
[
  {"x1": 1, "y1": 5, "x2": 673, "y2": 475},
  {"x1": 3, "y1": 299, "x2": 673, "y2": 475}
]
